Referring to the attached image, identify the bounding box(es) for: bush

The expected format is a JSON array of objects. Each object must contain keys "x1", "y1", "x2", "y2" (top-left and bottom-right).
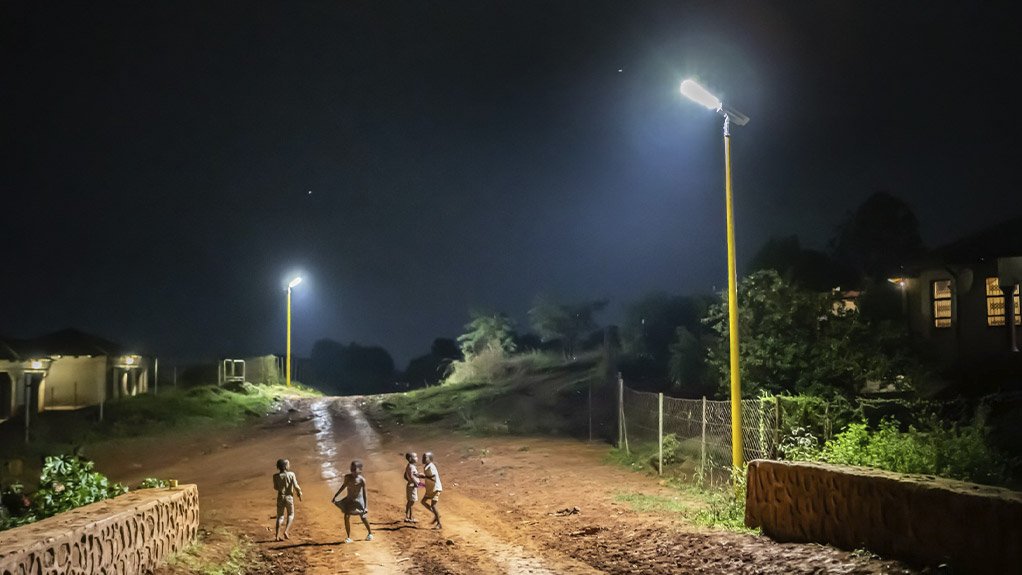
[
  {"x1": 1, "y1": 454, "x2": 128, "y2": 531},
  {"x1": 692, "y1": 466, "x2": 750, "y2": 531},
  {"x1": 778, "y1": 426, "x2": 821, "y2": 461},
  {"x1": 820, "y1": 420, "x2": 1012, "y2": 485},
  {"x1": 32, "y1": 455, "x2": 128, "y2": 519}
]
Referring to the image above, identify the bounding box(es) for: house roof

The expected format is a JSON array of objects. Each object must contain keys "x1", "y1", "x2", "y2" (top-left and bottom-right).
[
  {"x1": 0, "y1": 329, "x2": 124, "y2": 361},
  {"x1": 929, "y1": 215, "x2": 1022, "y2": 264}
]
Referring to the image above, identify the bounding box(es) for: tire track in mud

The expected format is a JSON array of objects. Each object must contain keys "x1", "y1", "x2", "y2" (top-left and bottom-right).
[{"x1": 337, "y1": 397, "x2": 605, "y2": 575}]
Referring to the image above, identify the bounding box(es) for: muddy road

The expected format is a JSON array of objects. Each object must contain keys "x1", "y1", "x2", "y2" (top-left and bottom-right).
[{"x1": 93, "y1": 397, "x2": 916, "y2": 574}]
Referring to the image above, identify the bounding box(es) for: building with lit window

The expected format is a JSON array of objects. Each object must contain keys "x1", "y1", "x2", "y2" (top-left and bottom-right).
[
  {"x1": 0, "y1": 329, "x2": 148, "y2": 422},
  {"x1": 893, "y1": 217, "x2": 1021, "y2": 367}
]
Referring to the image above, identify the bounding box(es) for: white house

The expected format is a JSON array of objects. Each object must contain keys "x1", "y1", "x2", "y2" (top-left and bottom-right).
[{"x1": 0, "y1": 329, "x2": 148, "y2": 422}]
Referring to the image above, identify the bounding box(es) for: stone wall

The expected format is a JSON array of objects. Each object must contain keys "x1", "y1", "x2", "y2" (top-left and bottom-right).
[
  {"x1": 0, "y1": 484, "x2": 198, "y2": 575},
  {"x1": 745, "y1": 460, "x2": 1022, "y2": 572}
]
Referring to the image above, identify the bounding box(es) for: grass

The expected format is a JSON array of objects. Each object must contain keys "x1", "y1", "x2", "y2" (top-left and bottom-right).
[
  {"x1": 163, "y1": 528, "x2": 261, "y2": 575},
  {"x1": 97, "y1": 382, "x2": 320, "y2": 438},
  {"x1": 614, "y1": 487, "x2": 755, "y2": 533},
  {"x1": 379, "y1": 350, "x2": 607, "y2": 436},
  {"x1": 607, "y1": 446, "x2": 756, "y2": 533},
  {"x1": 1, "y1": 382, "x2": 321, "y2": 488}
]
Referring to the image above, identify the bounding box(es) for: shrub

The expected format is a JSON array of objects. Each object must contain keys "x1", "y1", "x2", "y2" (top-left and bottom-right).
[
  {"x1": 138, "y1": 478, "x2": 170, "y2": 489},
  {"x1": 778, "y1": 426, "x2": 821, "y2": 461},
  {"x1": 32, "y1": 455, "x2": 128, "y2": 519},
  {"x1": 692, "y1": 466, "x2": 750, "y2": 531},
  {"x1": 1, "y1": 455, "x2": 128, "y2": 531},
  {"x1": 820, "y1": 420, "x2": 1012, "y2": 485}
]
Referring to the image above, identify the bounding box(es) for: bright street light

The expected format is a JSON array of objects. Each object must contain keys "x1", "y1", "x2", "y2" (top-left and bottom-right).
[
  {"x1": 681, "y1": 77, "x2": 749, "y2": 469},
  {"x1": 286, "y1": 276, "x2": 302, "y2": 387},
  {"x1": 680, "y1": 79, "x2": 721, "y2": 110},
  {"x1": 680, "y1": 79, "x2": 749, "y2": 126}
]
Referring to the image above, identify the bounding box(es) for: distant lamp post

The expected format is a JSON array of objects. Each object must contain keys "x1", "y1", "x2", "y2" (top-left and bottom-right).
[
  {"x1": 681, "y1": 78, "x2": 749, "y2": 470},
  {"x1": 286, "y1": 276, "x2": 303, "y2": 387}
]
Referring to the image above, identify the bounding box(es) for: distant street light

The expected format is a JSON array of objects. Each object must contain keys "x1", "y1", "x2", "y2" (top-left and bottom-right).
[
  {"x1": 681, "y1": 78, "x2": 749, "y2": 469},
  {"x1": 286, "y1": 276, "x2": 303, "y2": 387}
]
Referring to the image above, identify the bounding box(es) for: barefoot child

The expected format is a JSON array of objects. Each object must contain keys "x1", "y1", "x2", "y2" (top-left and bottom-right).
[
  {"x1": 403, "y1": 452, "x2": 423, "y2": 522},
  {"x1": 420, "y1": 451, "x2": 443, "y2": 529},
  {"x1": 273, "y1": 459, "x2": 303, "y2": 541},
  {"x1": 332, "y1": 460, "x2": 373, "y2": 543}
]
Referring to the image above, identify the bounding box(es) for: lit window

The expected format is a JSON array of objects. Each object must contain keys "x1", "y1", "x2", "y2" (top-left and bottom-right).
[
  {"x1": 985, "y1": 277, "x2": 1021, "y2": 327},
  {"x1": 932, "y1": 279, "x2": 953, "y2": 328}
]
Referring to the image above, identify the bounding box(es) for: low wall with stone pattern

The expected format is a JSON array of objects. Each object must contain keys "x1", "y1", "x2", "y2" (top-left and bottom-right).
[
  {"x1": 0, "y1": 484, "x2": 198, "y2": 575},
  {"x1": 745, "y1": 460, "x2": 1022, "y2": 572}
]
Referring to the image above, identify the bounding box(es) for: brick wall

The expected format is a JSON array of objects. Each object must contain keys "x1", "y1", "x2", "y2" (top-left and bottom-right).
[
  {"x1": 745, "y1": 460, "x2": 1022, "y2": 572},
  {"x1": 0, "y1": 485, "x2": 198, "y2": 575}
]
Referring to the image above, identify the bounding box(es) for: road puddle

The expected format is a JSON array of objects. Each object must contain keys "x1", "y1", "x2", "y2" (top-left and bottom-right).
[
  {"x1": 341, "y1": 397, "x2": 380, "y2": 450},
  {"x1": 311, "y1": 399, "x2": 341, "y2": 487}
]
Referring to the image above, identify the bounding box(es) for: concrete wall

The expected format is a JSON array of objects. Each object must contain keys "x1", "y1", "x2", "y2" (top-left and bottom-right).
[
  {"x1": 39, "y1": 356, "x2": 107, "y2": 409},
  {"x1": 0, "y1": 485, "x2": 198, "y2": 575},
  {"x1": 745, "y1": 460, "x2": 1022, "y2": 572}
]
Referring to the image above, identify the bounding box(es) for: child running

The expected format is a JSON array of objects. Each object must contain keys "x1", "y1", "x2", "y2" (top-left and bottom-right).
[
  {"x1": 403, "y1": 452, "x2": 422, "y2": 523},
  {"x1": 272, "y1": 458, "x2": 303, "y2": 541},
  {"x1": 420, "y1": 451, "x2": 443, "y2": 529},
  {"x1": 332, "y1": 459, "x2": 373, "y2": 543}
]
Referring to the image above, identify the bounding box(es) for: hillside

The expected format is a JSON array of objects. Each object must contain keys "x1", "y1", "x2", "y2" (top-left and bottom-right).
[{"x1": 379, "y1": 351, "x2": 615, "y2": 438}]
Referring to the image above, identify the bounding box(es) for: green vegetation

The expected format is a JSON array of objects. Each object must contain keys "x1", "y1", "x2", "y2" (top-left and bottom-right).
[
  {"x1": 1, "y1": 454, "x2": 127, "y2": 530},
  {"x1": 457, "y1": 311, "x2": 518, "y2": 359},
  {"x1": 779, "y1": 419, "x2": 1013, "y2": 486},
  {"x1": 164, "y1": 528, "x2": 258, "y2": 575},
  {"x1": 527, "y1": 297, "x2": 607, "y2": 360},
  {"x1": 610, "y1": 452, "x2": 752, "y2": 532},
  {"x1": 704, "y1": 270, "x2": 924, "y2": 398},
  {"x1": 2, "y1": 382, "x2": 320, "y2": 530},
  {"x1": 382, "y1": 350, "x2": 605, "y2": 435},
  {"x1": 97, "y1": 382, "x2": 319, "y2": 438}
]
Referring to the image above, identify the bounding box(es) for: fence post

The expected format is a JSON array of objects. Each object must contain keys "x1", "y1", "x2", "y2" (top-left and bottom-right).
[
  {"x1": 700, "y1": 396, "x2": 707, "y2": 480},
  {"x1": 618, "y1": 373, "x2": 629, "y2": 454},
  {"x1": 587, "y1": 377, "x2": 592, "y2": 442},
  {"x1": 657, "y1": 392, "x2": 664, "y2": 476},
  {"x1": 772, "y1": 397, "x2": 781, "y2": 459}
]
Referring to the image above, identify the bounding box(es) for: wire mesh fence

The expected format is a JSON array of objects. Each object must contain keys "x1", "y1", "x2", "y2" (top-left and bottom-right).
[{"x1": 619, "y1": 379, "x2": 777, "y2": 484}]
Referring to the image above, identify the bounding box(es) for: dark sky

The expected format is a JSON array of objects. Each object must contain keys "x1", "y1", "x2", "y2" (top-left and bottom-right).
[{"x1": 3, "y1": 1, "x2": 1021, "y2": 366}]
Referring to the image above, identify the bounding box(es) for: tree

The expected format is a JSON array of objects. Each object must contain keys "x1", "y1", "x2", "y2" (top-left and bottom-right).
[
  {"x1": 310, "y1": 339, "x2": 396, "y2": 395},
  {"x1": 527, "y1": 297, "x2": 607, "y2": 360},
  {"x1": 748, "y1": 235, "x2": 858, "y2": 292},
  {"x1": 667, "y1": 326, "x2": 713, "y2": 398},
  {"x1": 705, "y1": 270, "x2": 922, "y2": 398},
  {"x1": 457, "y1": 311, "x2": 517, "y2": 359},
  {"x1": 620, "y1": 292, "x2": 710, "y2": 362},
  {"x1": 832, "y1": 191, "x2": 925, "y2": 282},
  {"x1": 404, "y1": 338, "x2": 463, "y2": 389}
]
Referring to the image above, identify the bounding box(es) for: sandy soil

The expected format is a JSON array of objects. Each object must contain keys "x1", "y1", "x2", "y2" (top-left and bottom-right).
[{"x1": 92, "y1": 397, "x2": 921, "y2": 574}]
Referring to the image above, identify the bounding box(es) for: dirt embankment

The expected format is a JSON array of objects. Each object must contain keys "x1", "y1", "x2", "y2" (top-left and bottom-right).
[{"x1": 91, "y1": 397, "x2": 920, "y2": 574}]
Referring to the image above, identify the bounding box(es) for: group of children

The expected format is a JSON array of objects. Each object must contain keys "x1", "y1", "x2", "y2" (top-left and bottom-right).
[{"x1": 271, "y1": 451, "x2": 443, "y2": 544}]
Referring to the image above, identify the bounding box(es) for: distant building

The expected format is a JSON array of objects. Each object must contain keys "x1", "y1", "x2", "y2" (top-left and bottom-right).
[
  {"x1": 893, "y1": 216, "x2": 1021, "y2": 365},
  {"x1": 0, "y1": 329, "x2": 149, "y2": 422}
]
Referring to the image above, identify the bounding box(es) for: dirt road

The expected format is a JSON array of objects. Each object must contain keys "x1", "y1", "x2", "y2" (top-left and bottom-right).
[{"x1": 94, "y1": 397, "x2": 917, "y2": 574}]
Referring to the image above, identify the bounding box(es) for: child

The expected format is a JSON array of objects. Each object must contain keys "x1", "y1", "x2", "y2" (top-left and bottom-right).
[
  {"x1": 332, "y1": 459, "x2": 373, "y2": 543},
  {"x1": 402, "y1": 452, "x2": 422, "y2": 523},
  {"x1": 273, "y1": 458, "x2": 303, "y2": 541},
  {"x1": 420, "y1": 451, "x2": 443, "y2": 529}
]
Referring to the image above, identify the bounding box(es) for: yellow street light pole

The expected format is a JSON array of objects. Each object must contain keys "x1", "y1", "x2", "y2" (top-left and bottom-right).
[
  {"x1": 681, "y1": 79, "x2": 749, "y2": 470},
  {"x1": 286, "y1": 277, "x2": 302, "y2": 387}
]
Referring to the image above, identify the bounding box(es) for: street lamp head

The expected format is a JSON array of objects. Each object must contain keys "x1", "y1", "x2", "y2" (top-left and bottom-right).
[
  {"x1": 288, "y1": 277, "x2": 303, "y2": 289},
  {"x1": 680, "y1": 79, "x2": 721, "y2": 110},
  {"x1": 680, "y1": 78, "x2": 750, "y2": 127}
]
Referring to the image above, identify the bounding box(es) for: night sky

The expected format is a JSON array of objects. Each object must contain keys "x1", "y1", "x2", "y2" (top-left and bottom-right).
[{"x1": 3, "y1": 1, "x2": 1021, "y2": 366}]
